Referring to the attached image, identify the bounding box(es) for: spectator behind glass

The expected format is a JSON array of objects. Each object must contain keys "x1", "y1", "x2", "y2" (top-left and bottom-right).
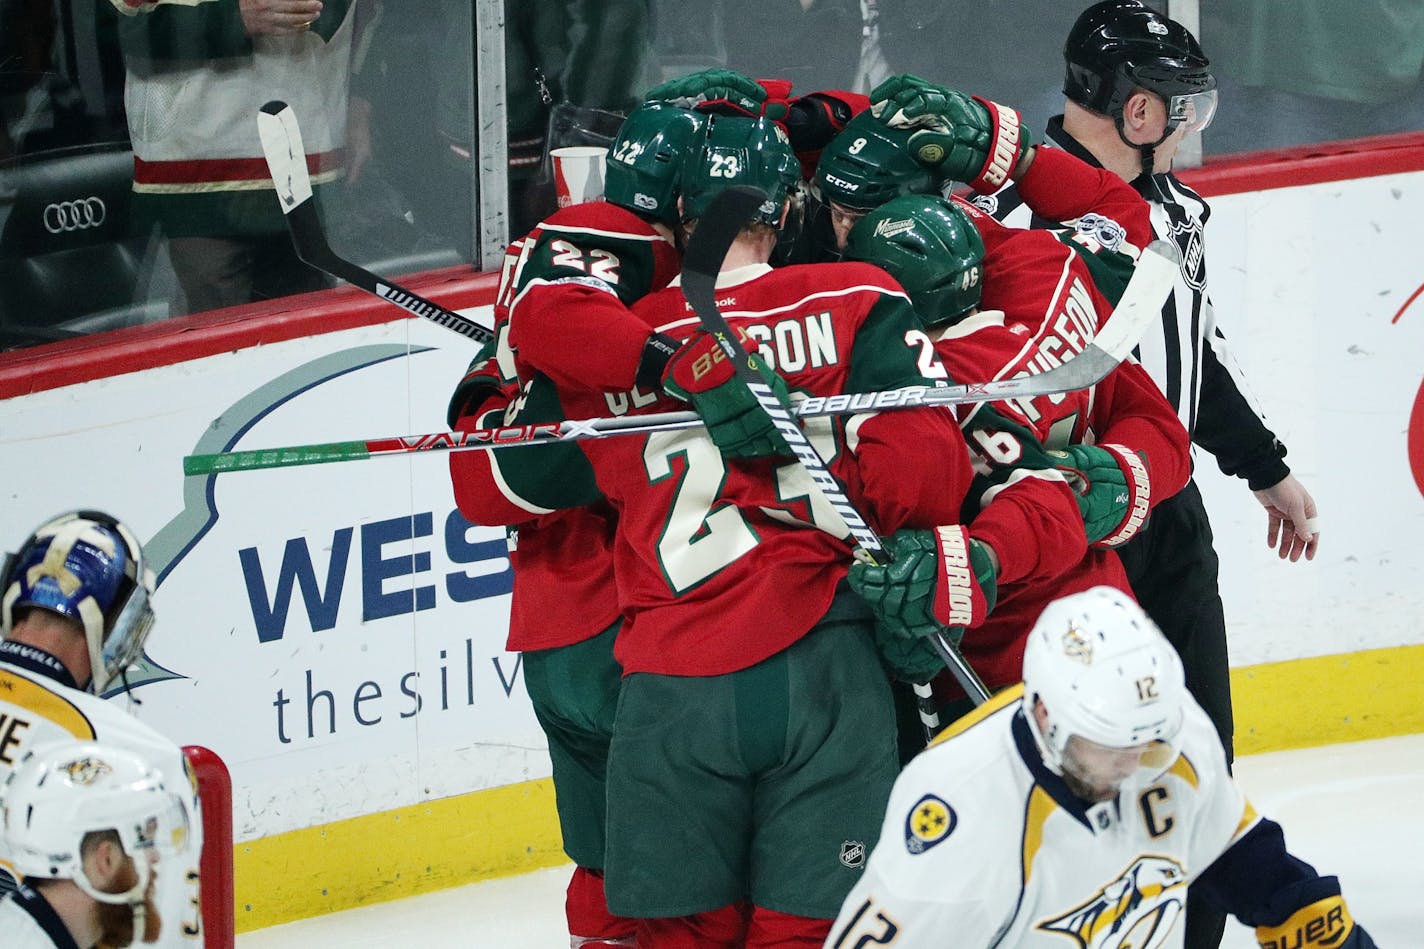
[
  {"x1": 104, "y1": 0, "x2": 371, "y2": 315},
  {"x1": 412, "y1": 0, "x2": 649, "y2": 251},
  {"x1": 1205, "y1": 0, "x2": 1424, "y2": 153}
]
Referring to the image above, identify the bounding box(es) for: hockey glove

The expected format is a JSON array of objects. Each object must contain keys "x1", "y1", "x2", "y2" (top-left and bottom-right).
[
  {"x1": 870, "y1": 75, "x2": 1033, "y2": 193},
  {"x1": 1050, "y1": 444, "x2": 1151, "y2": 548},
  {"x1": 786, "y1": 91, "x2": 863, "y2": 153},
  {"x1": 446, "y1": 336, "x2": 507, "y2": 428},
  {"x1": 660, "y1": 329, "x2": 794, "y2": 460},
  {"x1": 847, "y1": 526, "x2": 997, "y2": 643},
  {"x1": 645, "y1": 69, "x2": 791, "y2": 122},
  {"x1": 872, "y1": 619, "x2": 952, "y2": 683},
  {"x1": 870, "y1": 74, "x2": 957, "y2": 125},
  {"x1": 1255, "y1": 896, "x2": 1375, "y2": 949}
]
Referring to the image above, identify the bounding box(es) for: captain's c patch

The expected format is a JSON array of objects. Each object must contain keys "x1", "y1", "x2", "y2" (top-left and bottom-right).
[{"x1": 905, "y1": 793, "x2": 957, "y2": 854}]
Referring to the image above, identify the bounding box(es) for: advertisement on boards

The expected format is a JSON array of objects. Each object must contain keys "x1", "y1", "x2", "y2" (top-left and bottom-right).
[
  {"x1": 4, "y1": 166, "x2": 1424, "y2": 843},
  {"x1": 0, "y1": 313, "x2": 545, "y2": 839}
]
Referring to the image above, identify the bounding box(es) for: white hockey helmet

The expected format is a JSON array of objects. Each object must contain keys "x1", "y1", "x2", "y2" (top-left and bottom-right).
[
  {"x1": 1022, "y1": 586, "x2": 1186, "y2": 783},
  {"x1": 0, "y1": 740, "x2": 191, "y2": 906}
]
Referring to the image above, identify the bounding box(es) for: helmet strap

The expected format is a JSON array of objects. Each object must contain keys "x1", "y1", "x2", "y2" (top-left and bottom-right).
[
  {"x1": 118, "y1": 667, "x2": 142, "y2": 705},
  {"x1": 1113, "y1": 114, "x2": 1172, "y2": 180}
]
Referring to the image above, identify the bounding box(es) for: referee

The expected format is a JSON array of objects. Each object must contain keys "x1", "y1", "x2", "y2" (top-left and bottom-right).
[{"x1": 983, "y1": 4, "x2": 1321, "y2": 949}]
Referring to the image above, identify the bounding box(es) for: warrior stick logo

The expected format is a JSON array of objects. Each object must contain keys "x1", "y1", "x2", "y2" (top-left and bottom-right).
[{"x1": 1037, "y1": 855, "x2": 1186, "y2": 949}]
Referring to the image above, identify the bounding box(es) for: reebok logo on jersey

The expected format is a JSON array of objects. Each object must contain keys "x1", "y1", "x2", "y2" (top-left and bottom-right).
[{"x1": 905, "y1": 794, "x2": 957, "y2": 853}]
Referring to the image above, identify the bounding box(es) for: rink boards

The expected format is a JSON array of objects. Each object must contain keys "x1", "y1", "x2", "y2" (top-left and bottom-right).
[{"x1": 2, "y1": 146, "x2": 1423, "y2": 930}]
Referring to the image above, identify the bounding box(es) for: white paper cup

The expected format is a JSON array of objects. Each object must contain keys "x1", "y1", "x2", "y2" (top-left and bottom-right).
[{"x1": 551, "y1": 146, "x2": 608, "y2": 207}]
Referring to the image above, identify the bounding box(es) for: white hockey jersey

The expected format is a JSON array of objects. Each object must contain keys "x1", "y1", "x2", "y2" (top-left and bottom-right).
[
  {"x1": 825, "y1": 685, "x2": 1254, "y2": 949},
  {"x1": 0, "y1": 647, "x2": 204, "y2": 946},
  {"x1": 0, "y1": 881, "x2": 80, "y2": 948}
]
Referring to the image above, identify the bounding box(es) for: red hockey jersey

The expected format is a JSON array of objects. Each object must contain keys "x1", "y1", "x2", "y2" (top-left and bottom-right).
[
  {"x1": 449, "y1": 200, "x2": 679, "y2": 653},
  {"x1": 483, "y1": 260, "x2": 975, "y2": 676},
  {"x1": 931, "y1": 224, "x2": 1191, "y2": 691}
]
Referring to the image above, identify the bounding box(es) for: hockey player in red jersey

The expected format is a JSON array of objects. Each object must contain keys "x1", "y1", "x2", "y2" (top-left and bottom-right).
[
  {"x1": 449, "y1": 74, "x2": 876, "y2": 946},
  {"x1": 470, "y1": 112, "x2": 998, "y2": 947},
  {"x1": 844, "y1": 190, "x2": 1191, "y2": 702},
  {"x1": 447, "y1": 101, "x2": 711, "y2": 948}
]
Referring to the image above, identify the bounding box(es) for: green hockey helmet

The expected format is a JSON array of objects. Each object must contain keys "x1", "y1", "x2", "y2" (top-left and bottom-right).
[
  {"x1": 814, "y1": 110, "x2": 937, "y2": 212},
  {"x1": 845, "y1": 194, "x2": 986, "y2": 327},
  {"x1": 679, "y1": 114, "x2": 801, "y2": 226},
  {"x1": 603, "y1": 102, "x2": 708, "y2": 224}
]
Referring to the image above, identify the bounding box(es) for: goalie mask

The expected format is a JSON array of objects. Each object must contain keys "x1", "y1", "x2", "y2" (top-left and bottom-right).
[
  {"x1": 0, "y1": 740, "x2": 190, "y2": 908},
  {"x1": 679, "y1": 114, "x2": 801, "y2": 227},
  {"x1": 603, "y1": 102, "x2": 708, "y2": 226},
  {"x1": 1022, "y1": 586, "x2": 1186, "y2": 793},
  {"x1": 844, "y1": 194, "x2": 986, "y2": 327},
  {"x1": 1, "y1": 510, "x2": 156, "y2": 695},
  {"x1": 1065, "y1": 0, "x2": 1218, "y2": 169},
  {"x1": 814, "y1": 111, "x2": 937, "y2": 213}
]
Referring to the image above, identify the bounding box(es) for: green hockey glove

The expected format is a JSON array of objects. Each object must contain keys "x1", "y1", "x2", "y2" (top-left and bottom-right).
[
  {"x1": 869, "y1": 74, "x2": 957, "y2": 124},
  {"x1": 872, "y1": 620, "x2": 955, "y2": 682},
  {"x1": 446, "y1": 336, "x2": 507, "y2": 428},
  {"x1": 661, "y1": 329, "x2": 794, "y2": 460},
  {"x1": 847, "y1": 526, "x2": 998, "y2": 643},
  {"x1": 870, "y1": 75, "x2": 1033, "y2": 193},
  {"x1": 645, "y1": 69, "x2": 789, "y2": 122},
  {"x1": 1050, "y1": 444, "x2": 1151, "y2": 547}
]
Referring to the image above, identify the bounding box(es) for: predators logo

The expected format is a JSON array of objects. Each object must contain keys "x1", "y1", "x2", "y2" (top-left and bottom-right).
[
  {"x1": 1037, "y1": 855, "x2": 1187, "y2": 949},
  {"x1": 1062, "y1": 624, "x2": 1094, "y2": 664},
  {"x1": 59, "y1": 755, "x2": 113, "y2": 786}
]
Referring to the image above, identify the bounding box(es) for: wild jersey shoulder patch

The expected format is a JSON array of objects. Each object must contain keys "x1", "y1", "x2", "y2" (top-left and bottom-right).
[{"x1": 905, "y1": 793, "x2": 957, "y2": 854}]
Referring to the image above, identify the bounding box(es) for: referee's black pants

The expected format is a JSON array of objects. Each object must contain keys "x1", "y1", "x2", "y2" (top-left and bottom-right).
[{"x1": 1116, "y1": 477, "x2": 1232, "y2": 949}]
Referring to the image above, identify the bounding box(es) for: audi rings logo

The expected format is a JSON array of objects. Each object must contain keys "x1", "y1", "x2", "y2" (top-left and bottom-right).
[{"x1": 43, "y1": 197, "x2": 107, "y2": 234}]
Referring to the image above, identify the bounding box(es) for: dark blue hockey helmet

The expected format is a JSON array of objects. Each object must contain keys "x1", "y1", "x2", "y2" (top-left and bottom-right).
[{"x1": 1, "y1": 510, "x2": 155, "y2": 694}]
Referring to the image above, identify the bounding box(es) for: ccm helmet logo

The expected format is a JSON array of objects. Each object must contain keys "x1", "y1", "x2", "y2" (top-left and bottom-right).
[{"x1": 43, "y1": 197, "x2": 107, "y2": 233}]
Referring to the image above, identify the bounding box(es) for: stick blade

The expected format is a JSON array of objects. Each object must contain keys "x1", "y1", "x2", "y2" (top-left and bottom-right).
[
  {"x1": 1089, "y1": 238, "x2": 1180, "y2": 362},
  {"x1": 257, "y1": 100, "x2": 313, "y2": 213}
]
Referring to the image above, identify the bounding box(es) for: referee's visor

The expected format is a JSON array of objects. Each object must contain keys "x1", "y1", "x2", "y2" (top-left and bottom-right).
[{"x1": 1167, "y1": 89, "x2": 1217, "y2": 135}]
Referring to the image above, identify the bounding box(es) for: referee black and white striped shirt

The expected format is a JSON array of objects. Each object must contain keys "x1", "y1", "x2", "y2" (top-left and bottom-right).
[{"x1": 979, "y1": 116, "x2": 1290, "y2": 492}]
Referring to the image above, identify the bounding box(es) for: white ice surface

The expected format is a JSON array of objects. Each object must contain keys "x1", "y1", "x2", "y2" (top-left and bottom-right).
[{"x1": 238, "y1": 734, "x2": 1424, "y2": 948}]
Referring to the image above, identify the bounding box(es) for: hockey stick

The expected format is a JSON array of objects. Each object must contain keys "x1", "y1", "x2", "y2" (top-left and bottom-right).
[
  {"x1": 680, "y1": 185, "x2": 991, "y2": 707},
  {"x1": 183, "y1": 215, "x2": 1174, "y2": 478},
  {"x1": 256, "y1": 101, "x2": 493, "y2": 344},
  {"x1": 182, "y1": 294, "x2": 1152, "y2": 477}
]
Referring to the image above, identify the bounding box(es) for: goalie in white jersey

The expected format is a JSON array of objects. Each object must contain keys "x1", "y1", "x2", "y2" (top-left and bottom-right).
[
  {"x1": 0, "y1": 511, "x2": 203, "y2": 944},
  {"x1": 826, "y1": 587, "x2": 1376, "y2": 949},
  {"x1": 0, "y1": 739, "x2": 193, "y2": 948}
]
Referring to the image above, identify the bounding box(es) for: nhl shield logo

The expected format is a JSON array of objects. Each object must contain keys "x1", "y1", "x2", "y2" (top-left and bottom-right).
[{"x1": 840, "y1": 840, "x2": 866, "y2": 868}]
